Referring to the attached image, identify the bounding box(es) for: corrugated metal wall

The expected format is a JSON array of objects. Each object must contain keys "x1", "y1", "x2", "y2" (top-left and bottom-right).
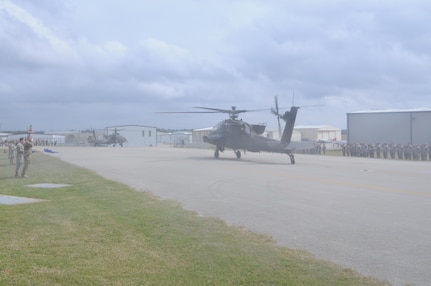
[{"x1": 347, "y1": 111, "x2": 431, "y2": 144}]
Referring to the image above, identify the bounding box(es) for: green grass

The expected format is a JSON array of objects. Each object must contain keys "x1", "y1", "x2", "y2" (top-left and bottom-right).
[{"x1": 0, "y1": 150, "x2": 390, "y2": 285}]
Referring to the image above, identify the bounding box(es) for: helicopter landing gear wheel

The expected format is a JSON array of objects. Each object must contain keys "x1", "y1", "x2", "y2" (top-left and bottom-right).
[
  {"x1": 214, "y1": 149, "x2": 219, "y2": 159},
  {"x1": 235, "y1": 150, "x2": 241, "y2": 159},
  {"x1": 288, "y1": 153, "x2": 295, "y2": 164}
]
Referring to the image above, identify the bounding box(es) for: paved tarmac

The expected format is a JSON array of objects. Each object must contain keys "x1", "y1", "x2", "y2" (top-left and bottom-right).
[{"x1": 41, "y1": 146, "x2": 431, "y2": 286}]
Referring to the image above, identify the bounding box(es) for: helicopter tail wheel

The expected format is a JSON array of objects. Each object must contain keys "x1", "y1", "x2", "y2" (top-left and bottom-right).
[
  {"x1": 214, "y1": 149, "x2": 220, "y2": 159},
  {"x1": 235, "y1": 150, "x2": 241, "y2": 159},
  {"x1": 288, "y1": 153, "x2": 295, "y2": 164}
]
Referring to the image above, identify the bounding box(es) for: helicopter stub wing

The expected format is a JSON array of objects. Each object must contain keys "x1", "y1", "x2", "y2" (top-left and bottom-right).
[{"x1": 203, "y1": 133, "x2": 226, "y2": 145}]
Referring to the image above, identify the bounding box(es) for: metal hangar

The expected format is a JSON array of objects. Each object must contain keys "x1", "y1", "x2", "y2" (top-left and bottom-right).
[{"x1": 347, "y1": 108, "x2": 431, "y2": 144}]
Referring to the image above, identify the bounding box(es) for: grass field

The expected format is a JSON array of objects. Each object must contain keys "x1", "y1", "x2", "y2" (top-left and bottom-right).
[{"x1": 0, "y1": 150, "x2": 390, "y2": 285}]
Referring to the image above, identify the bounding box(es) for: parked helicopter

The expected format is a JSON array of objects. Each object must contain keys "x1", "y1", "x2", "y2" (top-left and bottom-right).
[
  {"x1": 159, "y1": 99, "x2": 300, "y2": 164},
  {"x1": 89, "y1": 129, "x2": 127, "y2": 147}
]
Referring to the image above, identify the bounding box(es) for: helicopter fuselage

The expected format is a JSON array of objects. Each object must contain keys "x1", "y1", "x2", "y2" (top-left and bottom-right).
[
  {"x1": 203, "y1": 119, "x2": 291, "y2": 154},
  {"x1": 92, "y1": 130, "x2": 127, "y2": 147},
  {"x1": 158, "y1": 104, "x2": 299, "y2": 164},
  {"x1": 202, "y1": 106, "x2": 299, "y2": 164}
]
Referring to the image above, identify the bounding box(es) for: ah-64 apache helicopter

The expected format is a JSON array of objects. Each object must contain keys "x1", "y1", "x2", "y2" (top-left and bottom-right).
[
  {"x1": 89, "y1": 128, "x2": 127, "y2": 147},
  {"x1": 160, "y1": 97, "x2": 300, "y2": 164}
]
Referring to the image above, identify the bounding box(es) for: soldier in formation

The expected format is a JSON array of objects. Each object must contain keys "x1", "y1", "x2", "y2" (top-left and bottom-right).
[{"x1": 342, "y1": 143, "x2": 431, "y2": 161}]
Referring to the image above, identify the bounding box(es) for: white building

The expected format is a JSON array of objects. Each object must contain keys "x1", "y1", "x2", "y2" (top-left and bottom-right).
[
  {"x1": 265, "y1": 129, "x2": 301, "y2": 141},
  {"x1": 294, "y1": 125, "x2": 342, "y2": 142},
  {"x1": 347, "y1": 108, "x2": 431, "y2": 144},
  {"x1": 192, "y1": 127, "x2": 213, "y2": 148},
  {"x1": 105, "y1": 125, "x2": 157, "y2": 147},
  {"x1": 0, "y1": 132, "x2": 9, "y2": 144},
  {"x1": 157, "y1": 131, "x2": 192, "y2": 147}
]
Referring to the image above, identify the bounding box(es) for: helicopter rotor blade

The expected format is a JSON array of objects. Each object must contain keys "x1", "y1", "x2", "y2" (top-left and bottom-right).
[
  {"x1": 158, "y1": 105, "x2": 270, "y2": 121},
  {"x1": 194, "y1": 106, "x2": 248, "y2": 114},
  {"x1": 193, "y1": 106, "x2": 268, "y2": 120},
  {"x1": 275, "y1": 96, "x2": 279, "y2": 113},
  {"x1": 274, "y1": 96, "x2": 282, "y2": 135},
  {"x1": 193, "y1": 106, "x2": 268, "y2": 113},
  {"x1": 156, "y1": 111, "x2": 219, "y2": 114}
]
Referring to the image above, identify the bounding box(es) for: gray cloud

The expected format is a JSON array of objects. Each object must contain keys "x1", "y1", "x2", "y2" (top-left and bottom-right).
[{"x1": 1, "y1": 0, "x2": 431, "y2": 131}]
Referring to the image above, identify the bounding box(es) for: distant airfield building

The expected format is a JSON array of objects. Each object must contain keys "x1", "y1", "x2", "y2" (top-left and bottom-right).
[
  {"x1": 157, "y1": 131, "x2": 192, "y2": 147},
  {"x1": 265, "y1": 129, "x2": 301, "y2": 141},
  {"x1": 0, "y1": 132, "x2": 8, "y2": 143},
  {"x1": 347, "y1": 108, "x2": 431, "y2": 144},
  {"x1": 294, "y1": 125, "x2": 342, "y2": 142},
  {"x1": 192, "y1": 127, "x2": 213, "y2": 148},
  {"x1": 105, "y1": 125, "x2": 157, "y2": 147}
]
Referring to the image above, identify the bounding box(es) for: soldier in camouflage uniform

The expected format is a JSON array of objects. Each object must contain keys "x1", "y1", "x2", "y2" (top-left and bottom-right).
[
  {"x1": 396, "y1": 144, "x2": 403, "y2": 160},
  {"x1": 413, "y1": 145, "x2": 420, "y2": 160},
  {"x1": 389, "y1": 144, "x2": 396, "y2": 159},
  {"x1": 420, "y1": 144, "x2": 428, "y2": 161},
  {"x1": 368, "y1": 144, "x2": 375, "y2": 158},
  {"x1": 15, "y1": 138, "x2": 24, "y2": 177},
  {"x1": 406, "y1": 144, "x2": 413, "y2": 160},
  {"x1": 21, "y1": 137, "x2": 34, "y2": 178},
  {"x1": 8, "y1": 142, "x2": 15, "y2": 165},
  {"x1": 375, "y1": 143, "x2": 381, "y2": 158},
  {"x1": 382, "y1": 144, "x2": 388, "y2": 159}
]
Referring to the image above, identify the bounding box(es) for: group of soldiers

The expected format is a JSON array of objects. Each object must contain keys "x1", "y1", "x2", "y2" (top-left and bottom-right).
[
  {"x1": 6, "y1": 137, "x2": 34, "y2": 177},
  {"x1": 342, "y1": 143, "x2": 431, "y2": 161}
]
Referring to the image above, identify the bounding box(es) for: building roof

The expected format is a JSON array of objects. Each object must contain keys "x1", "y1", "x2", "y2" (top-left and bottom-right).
[
  {"x1": 105, "y1": 124, "x2": 157, "y2": 129},
  {"x1": 294, "y1": 125, "x2": 341, "y2": 130},
  {"x1": 348, "y1": 107, "x2": 431, "y2": 114}
]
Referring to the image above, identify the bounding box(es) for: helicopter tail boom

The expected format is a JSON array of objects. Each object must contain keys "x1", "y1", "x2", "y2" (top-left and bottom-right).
[{"x1": 280, "y1": 106, "x2": 300, "y2": 145}]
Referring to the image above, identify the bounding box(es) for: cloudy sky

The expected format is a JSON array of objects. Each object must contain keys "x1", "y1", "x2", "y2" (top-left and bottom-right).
[{"x1": 1, "y1": 0, "x2": 430, "y2": 132}]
